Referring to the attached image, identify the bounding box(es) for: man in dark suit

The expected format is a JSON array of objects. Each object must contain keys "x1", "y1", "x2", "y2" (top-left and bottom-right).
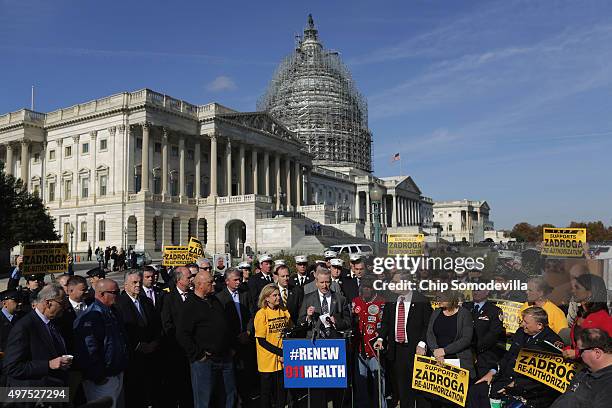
[
  {"x1": 1, "y1": 290, "x2": 23, "y2": 386},
  {"x1": 291, "y1": 255, "x2": 313, "y2": 288},
  {"x1": 330, "y1": 258, "x2": 359, "y2": 303},
  {"x1": 217, "y1": 268, "x2": 257, "y2": 405},
  {"x1": 276, "y1": 264, "x2": 304, "y2": 325},
  {"x1": 160, "y1": 266, "x2": 194, "y2": 408},
  {"x1": 142, "y1": 265, "x2": 165, "y2": 313},
  {"x1": 374, "y1": 272, "x2": 433, "y2": 408},
  {"x1": 4, "y1": 284, "x2": 72, "y2": 388},
  {"x1": 115, "y1": 270, "x2": 163, "y2": 407},
  {"x1": 298, "y1": 268, "x2": 351, "y2": 408},
  {"x1": 248, "y1": 254, "x2": 275, "y2": 301},
  {"x1": 463, "y1": 289, "x2": 505, "y2": 408},
  {"x1": 477, "y1": 306, "x2": 564, "y2": 408}
]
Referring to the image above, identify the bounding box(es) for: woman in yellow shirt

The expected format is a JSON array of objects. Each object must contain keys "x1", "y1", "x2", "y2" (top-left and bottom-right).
[
  {"x1": 520, "y1": 276, "x2": 568, "y2": 334},
  {"x1": 254, "y1": 283, "x2": 292, "y2": 408}
]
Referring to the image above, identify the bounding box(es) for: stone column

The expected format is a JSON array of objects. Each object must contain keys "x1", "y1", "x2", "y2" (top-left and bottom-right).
[
  {"x1": 264, "y1": 152, "x2": 270, "y2": 196},
  {"x1": 285, "y1": 157, "x2": 292, "y2": 209},
  {"x1": 161, "y1": 128, "x2": 168, "y2": 196},
  {"x1": 252, "y1": 149, "x2": 258, "y2": 195},
  {"x1": 392, "y1": 193, "x2": 398, "y2": 227},
  {"x1": 295, "y1": 161, "x2": 301, "y2": 207},
  {"x1": 179, "y1": 136, "x2": 185, "y2": 197},
  {"x1": 20, "y1": 140, "x2": 29, "y2": 188},
  {"x1": 381, "y1": 195, "x2": 386, "y2": 227},
  {"x1": 225, "y1": 139, "x2": 232, "y2": 197},
  {"x1": 57, "y1": 139, "x2": 63, "y2": 205},
  {"x1": 306, "y1": 167, "x2": 312, "y2": 204},
  {"x1": 417, "y1": 201, "x2": 421, "y2": 225},
  {"x1": 194, "y1": 139, "x2": 201, "y2": 199},
  {"x1": 5, "y1": 143, "x2": 14, "y2": 175},
  {"x1": 355, "y1": 191, "x2": 361, "y2": 221},
  {"x1": 275, "y1": 155, "x2": 281, "y2": 210},
  {"x1": 365, "y1": 191, "x2": 371, "y2": 224},
  {"x1": 90, "y1": 131, "x2": 97, "y2": 202},
  {"x1": 209, "y1": 134, "x2": 217, "y2": 198},
  {"x1": 73, "y1": 136, "x2": 79, "y2": 204},
  {"x1": 141, "y1": 123, "x2": 150, "y2": 193},
  {"x1": 179, "y1": 218, "x2": 189, "y2": 245},
  {"x1": 239, "y1": 144, "x2": 245, "y2": 195}
]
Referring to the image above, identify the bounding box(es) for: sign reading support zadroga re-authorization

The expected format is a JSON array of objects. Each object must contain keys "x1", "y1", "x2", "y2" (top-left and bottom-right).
[
  {"x1": 412, "y1": 355, "x2": 470, "y2": 407},
  {"x1": 541, "y1": 228, "x2": 587, "y2": 258},
  {"x1": 513, "y1": 349, "x2": 578, "y2": 393},
  {"x1": 162, "y1": 246, "x2": 191, "y2": 267},
  {"x1": 22, "y1": 243, "x2": 69, "y2": 274},
  {"x1": 387, "y1": 233, "x2": 425, "y2": 256}
]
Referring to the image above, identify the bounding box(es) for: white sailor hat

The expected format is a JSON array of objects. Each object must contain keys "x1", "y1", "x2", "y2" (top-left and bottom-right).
[
  {"x1": 237, "y1": 262, "x2": 251, "y2": 269},
  {"x1": 330, "y1": 258, "x2": 343, "y2": 267},
  {"x1": 324, "y1": 250, "x2": 337, "y2": 259},
  {"x1": 295, "y1": 255, "x2": 308, "y2": 263},
  {"x1": 258, "y1": 254, "x2": 273, "y2": 263},
  {"x1": 274, "y1": 259, "x2": 287, "y2": 271},
  {"x1": 349, "y1": 253, "x2": 362, "y2": 262},
  {"x1": 314, "y1": 260, "x2": 326, "y2": 265}
]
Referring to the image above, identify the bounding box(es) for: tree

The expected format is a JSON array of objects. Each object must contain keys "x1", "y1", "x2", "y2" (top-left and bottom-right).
[
  {"x1": 0, "y1": 162, "x2": 59, "y2": 251},
  {"x1": 569, "y1": 221, "x2": 612, "y2": 241},
  {"x1": 511, "y1": 220, "x2": 612, "y2": 243},
  {"x1": 510, "y1": 222, "x2": 539, "y2": 242}
]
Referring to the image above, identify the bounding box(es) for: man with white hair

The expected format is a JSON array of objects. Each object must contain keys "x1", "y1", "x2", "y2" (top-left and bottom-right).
[{"x1": 4, "y1": 283, "x2": 72, "y2": 387}]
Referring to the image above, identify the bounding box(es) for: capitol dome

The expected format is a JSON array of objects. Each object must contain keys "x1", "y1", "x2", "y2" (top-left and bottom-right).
[{"x1": 257, "y1": 15, "x2": 373, "y2": 173}]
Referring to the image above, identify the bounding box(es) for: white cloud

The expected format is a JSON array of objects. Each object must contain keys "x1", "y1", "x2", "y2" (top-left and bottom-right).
[{"x1": 206, "y1": 76, "x2": 237, "y2": 92}]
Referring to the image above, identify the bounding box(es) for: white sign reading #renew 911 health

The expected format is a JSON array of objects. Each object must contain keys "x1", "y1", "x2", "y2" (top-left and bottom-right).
[{"x1": 282, "y1": 339, "x2": 348, "y2": 388}]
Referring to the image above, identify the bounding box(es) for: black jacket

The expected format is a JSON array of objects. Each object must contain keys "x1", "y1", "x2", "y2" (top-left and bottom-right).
[
  {"x1": 176, "y1": 293, "x2": 232, "y2": 362},
  {"x1": 337, "y1": 276, "x2": 359, "y2": 303},
  {"x1": 378, "y1": 291, "x2": 433, "y2": 362},
  {"x1": 0, "y1": 310, "x2": 21, "y2": 385},
  {"x1": 297, "y1": 290, "x2": 352, "y2": 337},
  {"x1": 290, "y1": 273, "x2": 313, "y2": 288},
  {"x1": 114, "y1": 292, "x2": 162, "y2": 357},
  {"x1": 492, "y1": 326, "x2": 563, "y2": 408},
  {"x1": 141, "y1": 285, "x2": 166, "y2": 314},
  {"x1": 3, "y1": 310, "x2": 68, "y2": 386},
  {"x1": 248, "y1": 272, "x2": 274, "y2": 301},
  {"x1": 463, "y1": 301, "x2": 505, "y2": 375},
  {"x1": 279, "y1": 284, "x2": 304, "y2": 325},
  {"x1": 216, "y1": 287, "x2": 254, "y2": 339},
  {"x1": 550, "y1": 364, "x2": 612, "y2": 408}
]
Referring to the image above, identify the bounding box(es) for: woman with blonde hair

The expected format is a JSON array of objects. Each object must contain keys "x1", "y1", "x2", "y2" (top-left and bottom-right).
[{"x1": 254, "y1": 283, "x2": 292, "y2": 408}]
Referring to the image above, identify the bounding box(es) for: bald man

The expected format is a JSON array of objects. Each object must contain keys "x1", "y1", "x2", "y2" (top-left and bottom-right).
[{"x1": 74, "y1": 279, "x2": 128, "y2": 408}]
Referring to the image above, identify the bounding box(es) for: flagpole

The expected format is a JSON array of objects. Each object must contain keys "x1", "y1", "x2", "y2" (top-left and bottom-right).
[{"x1": 400, "y1": 157, "x2": 403, "y2": 177}]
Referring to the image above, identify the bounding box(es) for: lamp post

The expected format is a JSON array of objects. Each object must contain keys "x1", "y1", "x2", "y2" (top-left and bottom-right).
[
  {"x1": 370, "y1": 186, "x2": 383, "y2": 244},
  {"x1": 68, "y1": 224, "x2": 75, "y2": 259}
]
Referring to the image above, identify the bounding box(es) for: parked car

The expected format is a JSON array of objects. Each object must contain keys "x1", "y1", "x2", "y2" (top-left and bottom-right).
[
  {"x1": 327, "y1": 244, "x2": 374, "y2": 259},
  {"x1": 135, "y1": 252, "x2": 152, "y2": 268}
]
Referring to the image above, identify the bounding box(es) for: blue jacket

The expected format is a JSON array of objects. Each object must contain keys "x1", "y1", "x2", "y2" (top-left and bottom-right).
[{"x1": 73, "y1": 299, "x2": 128, "y2": 381}]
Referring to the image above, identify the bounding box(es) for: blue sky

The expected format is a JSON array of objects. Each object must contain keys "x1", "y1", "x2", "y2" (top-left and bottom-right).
[{"x1": 1, "y1": 0, "x2": 610, "y2": 229}]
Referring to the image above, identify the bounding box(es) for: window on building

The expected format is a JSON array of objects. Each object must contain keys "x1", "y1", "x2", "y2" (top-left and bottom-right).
[
  {"x1": 49, "y1": 150, "x2": 56, "y2": 161},
  {"x1": 448, "y1": 224, "x2": 453, "y2": 232},
  {"x1": 153, "y1": 177, "x2": 161, "y2": 195},
  {"x1": 82, "y1": 143, "x2": 89, "y2": 154},
  {"x1": 34, "y1": 153, "x2": 40, "y2": 163},
  {"x1": 99, "y1": 175, "x2": 107, "y2": 196},
  {"x1": 100, "y1": 139, "x2": 108, "y2": 151},
  {"x1": 49, "y1": 182, "x2": 55, "y2": 201},
  {"x1": 171, "y1": 146, "x2": 179, "y2": 157},
  {"x1": 98, "y1": 220, "x2": 106, "y2": 241},
  {"x1": 65, "y1": 146, "x2": 72, "y2": 157},
  {"x1": 187, "y1": 150, "x2": 194, "y2": 160},
  {"x1": 136, "y1": 138, "x2": 142, "y2": 149},
  {"x1": 80, "y1": 221, "x2": 87, "y2": 242},
  {"x1": 33, "y1": 184, "x2": 40, "y2": 196},
  {"x1": 154, "y1": 143, "x2": 162, "y2": 153},
  {"x1": 81, "y1": 178, "x2": 89, "y2": 198},
  {"x1": 64, "y1": 180, "x2": 72, "y2": 199}
]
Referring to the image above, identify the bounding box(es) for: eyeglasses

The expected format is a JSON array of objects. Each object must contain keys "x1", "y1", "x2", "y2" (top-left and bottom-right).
[
  {"x1": 578, "y1": 347, "x2": 599, "y2": 355},
  {"x1": 202, "y1": 267, "x2": 212, "y2": 271},
  {"x1": 103, "y1": 290, "x2": 120, "y2": 296}
]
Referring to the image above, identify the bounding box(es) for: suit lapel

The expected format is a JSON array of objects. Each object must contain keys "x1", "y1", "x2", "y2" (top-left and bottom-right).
[{"x1": 33, "y1": 313, "x2": 59, "y2": 356}]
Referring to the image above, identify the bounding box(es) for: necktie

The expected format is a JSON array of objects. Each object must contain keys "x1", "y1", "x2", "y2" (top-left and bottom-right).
[
  {"x1": 48, "y1": 322, "x2": 67, "y2": 355},
  {"x1": 357, "y1": 278, "x2": 360, "y2": 287},
  {"x1": 322, "y1": 295, "x2": 329, "y2": 315},
  {"x1": 147, "y1": 288, "x2": 155, "y2": 306},
  {"x1": 134, "y1": 299, "x2": 147, "y2": 324},
  {"x1": 181, "y1": 292, "x2": 187, "y2": 302},
  {"x1": 396, "y1": 297, "x2": 406, "y2": 343},
  {"x1": 266, "y1": 275, "x2": 272, "y2": 283},
  {"x1": 281, "y1": 288, "x2": 288, "y2": 305},
  {"x1": 473, "y1": 304, "x2": 481, "y2": 315},
  {"x1": 232, "y1": 291, "x2": 243, "y2": 330}
]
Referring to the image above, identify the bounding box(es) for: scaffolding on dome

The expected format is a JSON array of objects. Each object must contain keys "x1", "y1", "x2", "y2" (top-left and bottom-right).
[{"x1": 257, "y1": 14, "x2": 373, "y2": 173}]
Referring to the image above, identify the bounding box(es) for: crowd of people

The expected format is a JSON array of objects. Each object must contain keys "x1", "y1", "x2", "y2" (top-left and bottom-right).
[{"x1": 0, "y1": 250, "x2": 611, "y2": 408}]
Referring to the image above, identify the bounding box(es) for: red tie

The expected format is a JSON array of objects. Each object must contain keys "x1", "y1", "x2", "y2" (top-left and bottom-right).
[{"x1": 396, "y1": 297, "x2": 406, "y2": 343}]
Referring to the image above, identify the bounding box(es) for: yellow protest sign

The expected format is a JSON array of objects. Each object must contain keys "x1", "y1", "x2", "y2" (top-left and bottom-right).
[
  {"x1": 494, "y1": 299, "x2": 523, "y2": 334},
  {"x1": 412, "y1": 355, "x2": 470, "y2": 407},
  {"x1": 388, "y1": 233, "x2": 425, "y2": 256},
  {"x1": 22, "y1": 243, "x2": 69, "y2": 274},
  {"x1": 162, "y1": 246, "x2": 190, "y2": 267},
  {"x1": 514, "y1": 349, "x2": 578, "y2": 393},
  {"x1": 541, "y1": 228, "x2": 586, "y2": 258},
  {"x1": 187, "y1": 237, "x2": 204, "y2": 261}
]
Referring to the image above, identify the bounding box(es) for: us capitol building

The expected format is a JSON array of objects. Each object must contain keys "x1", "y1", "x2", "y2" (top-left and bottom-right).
[{"x1": 0, "y1": 16, "x2": 438, "y2": 258}]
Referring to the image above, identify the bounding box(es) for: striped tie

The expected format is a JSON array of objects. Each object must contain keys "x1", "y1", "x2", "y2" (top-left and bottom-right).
[
  {"x1": 396, "y1": 297, "x2": 406, "y2": 343},
  {"x1": 281, "y1": 288, "x2": 288, "y2": 305}
]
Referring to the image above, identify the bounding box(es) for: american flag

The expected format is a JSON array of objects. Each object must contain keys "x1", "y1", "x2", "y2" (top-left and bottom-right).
[{"x1": 391, "y1": 153, "x2": 400, "y2": 162}]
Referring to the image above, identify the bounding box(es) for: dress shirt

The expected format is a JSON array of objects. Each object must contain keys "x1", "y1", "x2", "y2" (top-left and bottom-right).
[
  {"x1": 2, "y1": 307, "x2": 14, "y2": 322},
  {"x1": 69, "y1": 298, "x2": 86, "y2": 315}
]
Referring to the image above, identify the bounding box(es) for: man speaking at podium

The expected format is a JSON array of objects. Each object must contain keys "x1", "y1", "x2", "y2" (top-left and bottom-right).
[{"x1": 298, "y1": 267, "x2": 351, "y2": 408}]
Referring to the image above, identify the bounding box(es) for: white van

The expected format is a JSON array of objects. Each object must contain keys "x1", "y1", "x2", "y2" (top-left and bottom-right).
[{"x1": 327, "y1": 244, "x2": 374, "y2": 258}]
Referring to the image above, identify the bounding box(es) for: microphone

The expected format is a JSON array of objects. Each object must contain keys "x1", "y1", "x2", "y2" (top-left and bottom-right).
[{"x1": 325, "y1": 316, "x2": 336, "y2": 330}]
